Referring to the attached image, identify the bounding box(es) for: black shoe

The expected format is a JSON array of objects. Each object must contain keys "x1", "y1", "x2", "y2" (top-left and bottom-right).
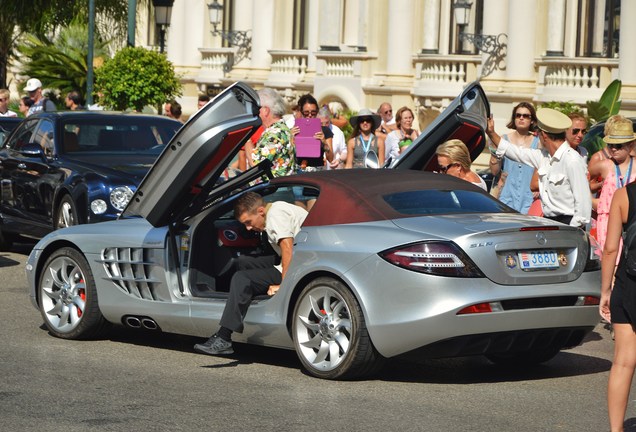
[{"x1": 194, "y1": 334, "x2": 234, "y2": 355}]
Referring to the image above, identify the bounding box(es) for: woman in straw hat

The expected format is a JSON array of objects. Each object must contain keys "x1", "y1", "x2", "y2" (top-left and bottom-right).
[
  {"x1": 590, "y1": 117, "x2": 636, "y2": 256},
  {"x1": 345, "y1": 108, "x2": 385, "y2": 169}
]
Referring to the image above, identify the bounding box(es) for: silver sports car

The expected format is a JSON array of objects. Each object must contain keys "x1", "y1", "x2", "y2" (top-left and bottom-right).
[{"x1": 25, "y1": 82, "x2": 601, "y2": 380}]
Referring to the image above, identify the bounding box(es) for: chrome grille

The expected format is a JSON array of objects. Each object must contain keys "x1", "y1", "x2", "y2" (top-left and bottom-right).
[{"x1": 100, "y1": 248, "x2": 161, "y2": 300}]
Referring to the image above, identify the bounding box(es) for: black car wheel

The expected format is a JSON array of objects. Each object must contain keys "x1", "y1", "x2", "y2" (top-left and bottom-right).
[
  {"x1": 38, "y1": 247, "x2": 109, "y2": 339},
  {"x1": 292, "y1": 277, "x2": 385, "y2": 380},
  {"x1": 55, "y1": 195, "x2": 78, "y2": 229}
]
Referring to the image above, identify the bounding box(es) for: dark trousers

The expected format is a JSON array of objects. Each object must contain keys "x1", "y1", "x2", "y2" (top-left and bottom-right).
[
  {"x1": 219, "y1": 254, "x2": 281, "y2": 333},
  {"x1": 545, "y1": 214, "x2": 573, "y2": 225}
]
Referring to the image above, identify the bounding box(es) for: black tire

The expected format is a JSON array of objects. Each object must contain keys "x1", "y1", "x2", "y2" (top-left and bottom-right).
[
  {"x1": 54, "y1": 195, "x2": 78, "y2": 229},
  {"x1": 486, "y1": 347, "x2": 561, "y2": 366},
  {"x1": 292, "y1": 277, "x2": 385, "y2": 380},
  {"x1": 0, "y1": 228, "x2": 14, "y2": 251},
  {"x1": 38, "y1": 247, "x2": 109, "y2": 339}
]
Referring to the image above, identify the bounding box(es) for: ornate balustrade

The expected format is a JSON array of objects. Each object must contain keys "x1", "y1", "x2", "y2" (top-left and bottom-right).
[
  {"x1": 265, "y1": 50, "x2": 309, "y2": 87},
  {"x1": 196, "y1": 48, "x2": 235, "y2": 84},
  {"x1": 412, "y1": 54, "x2": 481, "y2": 98},
  {"x1": 535, "y1": 57, "x2": 619, "y2": 103}
]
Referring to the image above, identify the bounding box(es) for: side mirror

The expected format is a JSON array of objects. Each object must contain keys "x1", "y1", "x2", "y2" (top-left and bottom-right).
[
  {"x1": 364, "y1": 150, "x2": 379, "y2": 169},
  {"x1": 19, "y1": 143, "x2": 46, "y2": 158}
]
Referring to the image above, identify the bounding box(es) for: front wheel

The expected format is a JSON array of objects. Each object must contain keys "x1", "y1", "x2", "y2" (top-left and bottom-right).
[
  {"x1": 39, "y1": 247, "x2": 109, "y2": 339},
  {"x1": 292, "y1": 277, "x2": 385, "y2": 380},
  {"x1": 54, "y1": 195, "x2": 78, "y2": 229}
]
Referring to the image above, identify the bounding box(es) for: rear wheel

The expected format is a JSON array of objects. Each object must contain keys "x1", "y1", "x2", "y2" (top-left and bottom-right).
[
  {"x1": 39, "y1": 247, "x2": 109, "y2": 339},
  {"x1": 486, "y1": 347, "x2": 561, "y2": 366},
  {"x1": 292, "y1": 277, "x2": 385, "y2": 380},
  {"x1": 54, "y1": 195, "x2": 78, "y2": 229}
]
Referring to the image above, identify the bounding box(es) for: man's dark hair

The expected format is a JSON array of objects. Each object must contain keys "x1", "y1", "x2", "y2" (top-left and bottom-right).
[
  {"x1": 198, "y1": 94, "x2": 210, "y2": 103},
  {"x1": 234, "y1": 192, "x2": 265, "y2": 218},
  {"x1": 66, "y1": 90, "x2": 82, "y2": 106},
  {"x1": 169, "y1": 101, "x2": 182, "y2": 119}
]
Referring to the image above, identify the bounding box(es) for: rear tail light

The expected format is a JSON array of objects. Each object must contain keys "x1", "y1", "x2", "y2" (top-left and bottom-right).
[
  {"x1": 584, "y1": 235, "x2": 601, "y2": 272},
  {"x1": 379, "y1": 241, "x2": 484, "y2": 278}
]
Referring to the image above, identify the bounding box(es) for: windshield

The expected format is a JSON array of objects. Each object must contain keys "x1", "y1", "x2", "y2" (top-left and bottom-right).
[
  {"x1": 61, "y1": 117, "x2": 179, "y2": 155},
  {"x1": 383, "y1": 189, "x2": 511, "y2": 215}
]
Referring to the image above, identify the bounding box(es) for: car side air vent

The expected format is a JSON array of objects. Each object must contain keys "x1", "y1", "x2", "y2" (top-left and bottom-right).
[{"x1": 100, "y1": 248, "x2": 161, "y2": 300}]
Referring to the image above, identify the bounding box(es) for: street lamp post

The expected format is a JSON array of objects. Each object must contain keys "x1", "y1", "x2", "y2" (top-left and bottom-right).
[
  {"x1": 452, "y1": 0, "x2": 508, "y2": 77},
  {"x1": 207, "y1": 0, "x2": 252, "y2": 66},
  {"x1": 153, "y1": 0, "x2": 174, "y2": 54}
]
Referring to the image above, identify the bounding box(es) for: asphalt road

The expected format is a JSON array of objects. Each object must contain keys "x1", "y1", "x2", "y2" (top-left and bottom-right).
[{"x1": 1, "y1": 243, "x2": 635, "y2": 432}]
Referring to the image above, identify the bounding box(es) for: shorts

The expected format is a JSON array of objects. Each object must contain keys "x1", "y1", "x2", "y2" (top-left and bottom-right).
[{"x1": 611, "y1": 277, "x2": 632, "y2": 324}]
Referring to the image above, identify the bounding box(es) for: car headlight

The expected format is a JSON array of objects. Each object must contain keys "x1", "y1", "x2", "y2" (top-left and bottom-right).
[
  {"x1": 110, "y1": 186, "x2": 134, "y2": 211},
  {"x1": 379, "y1": 241, "x2": 485, "y2": 278},
  {"x1": 90, "y1": 199, "x2": 108, "y2": 215}
]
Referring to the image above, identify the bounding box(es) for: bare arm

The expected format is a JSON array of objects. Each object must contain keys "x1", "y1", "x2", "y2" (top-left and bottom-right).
[
  {"x1": 377, "y1": 135, "x2": 385, "y2": 166},
  {"x1": 600, "y1": 188, "x2": 627, "y2": 322},
  {"x1": 268, "y1": 237, "x2": 294, "y2": 296},
  {"x1": 345, "y1": 138, "x2": 355, "y2": 169},
  {"x1": 486, "y1": 115, "x2": 502, "y2": 146}
]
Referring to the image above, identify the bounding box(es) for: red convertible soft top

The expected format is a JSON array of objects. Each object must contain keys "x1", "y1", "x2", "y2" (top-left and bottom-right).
[{"x1": 270, "y1": 169, "x2": 485, "y2": 227}]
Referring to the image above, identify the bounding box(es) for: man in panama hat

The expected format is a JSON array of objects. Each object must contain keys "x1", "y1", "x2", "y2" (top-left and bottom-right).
[{"x1": 487, "y1": 108, "x2": 591, "y2": 228}]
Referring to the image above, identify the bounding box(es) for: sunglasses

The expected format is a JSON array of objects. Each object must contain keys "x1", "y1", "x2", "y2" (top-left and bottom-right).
[
  {"x1": 0, "y1": 98, "x2": 6, "y2": 102},
  {"x1": 572, "y1": 128, "x2": 587, "y2": 135},
  {"x1": 607, "y1": 143, "x2": 627, "y2": 150},
  {"x1": 438, "y1": 163, "x2": 459, "y2": 173},
  {"x1": 302, "y1": 110, "x2": 318, "y2": 117},
  {"x1": 383, "y1": 109, "x2": 392, "y2": 114},
  {"x1": 359, "y1": 117, "x2": 374, "y2": 124},
  {"x1": 515, "y1": 113, "x2": 532, "y2": 119}
]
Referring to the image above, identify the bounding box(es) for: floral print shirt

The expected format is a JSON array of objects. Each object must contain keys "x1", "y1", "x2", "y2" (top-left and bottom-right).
[{"x1": 252, "y1": 120, "x2": 296, "y2": 177}]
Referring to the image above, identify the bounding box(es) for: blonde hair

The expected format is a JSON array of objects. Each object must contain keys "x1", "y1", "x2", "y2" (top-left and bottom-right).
[
  {"x1": 436, "y1": 139, "x2": 472, "y2": 171},
  {"x1": 0, "y1": 89, "x2": 9, "y2": 100}
]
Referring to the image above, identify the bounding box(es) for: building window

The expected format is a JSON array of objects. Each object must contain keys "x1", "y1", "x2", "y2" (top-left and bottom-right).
[
  {"x1": 293, "y1": 0, "x2": 308, "y2": 50},
  {"x1": 579, "y1": 0, "x2": 620, "y2": 58}
]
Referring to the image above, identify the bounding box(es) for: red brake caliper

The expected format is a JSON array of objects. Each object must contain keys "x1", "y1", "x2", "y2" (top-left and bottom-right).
[{"x1": 77, "y1": 279, "x2": 86, "y2": 317}]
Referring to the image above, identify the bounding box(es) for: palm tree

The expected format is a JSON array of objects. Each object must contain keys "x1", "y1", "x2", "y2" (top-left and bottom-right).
[
  {"x1": 17, "y1": 20, "x2": 109, "y2": 102},
  {"x1": 0, "y1": 0, "x2": 132, "y2": 89}
]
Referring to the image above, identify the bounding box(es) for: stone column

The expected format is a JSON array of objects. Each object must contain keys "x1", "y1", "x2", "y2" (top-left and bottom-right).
[
  {"x1": 167, "y1": 0, "x2": 204, "y2": 66},
  {"x1": 386, "y1": 0, "x2": 414, "y2": 76},
  {"x1": 480, "y1": 0, "x2": 508, "y2": 82},
  {"x1": 306, "y1": 0, "x2": 320, "y2": 71},
  {"x1": 343, "y1": 0, "x2": 367, "y2": 51},
  {"x1": 591, "y1": 0, "x2": 606, "y2": 56},
  {"x1": 232, "y1": 0, "x2": 253, "y2": 68},
  {"x1": 421, "y1": 0, "x2": 440, "y2": 54},
  {"x1": 250, "y1": 0, "x2": 275, "y2": 71},
  {"x1": 318, "y1": 0, "x2": 343, "y2": 50},
  {"x1": 546, "y1": 0, "x2": 565, "y2": 56},
  {"x1": 619, "y1": 0, "x2": 636, "y2": 91},
  {"x1": 504, "y1": 0, "x2": 536, "y2": 93}
]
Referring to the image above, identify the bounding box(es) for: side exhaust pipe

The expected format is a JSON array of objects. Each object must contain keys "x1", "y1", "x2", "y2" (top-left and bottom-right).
[
  {"x1": 141, "y1": 318, "x2": 158, "y2": 330},
  {"x1": 124, "y1": 316, "x2": 142, "y2": 328}
]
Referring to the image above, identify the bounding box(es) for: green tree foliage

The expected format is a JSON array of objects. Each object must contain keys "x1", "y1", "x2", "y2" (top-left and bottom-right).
[
  {"x1": 0, "y1": 0, "x2": 132, "y2": 89},
  {"x1": 17, "y1": 21, "x2": 109, "y2": 102},
  {"x1": 95, "y1": 47, "x2": 182, "y2": 112}
]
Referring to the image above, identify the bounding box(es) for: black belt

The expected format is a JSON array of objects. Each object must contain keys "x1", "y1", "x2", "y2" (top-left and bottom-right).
[{"x1": 545, "y1": 214, "x2": 573, "y2": 225}]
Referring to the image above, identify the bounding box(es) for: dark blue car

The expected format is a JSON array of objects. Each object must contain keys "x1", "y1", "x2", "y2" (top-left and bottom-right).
[{"x1": 0, "y1": 111, "x2": 180, "y2": 249}]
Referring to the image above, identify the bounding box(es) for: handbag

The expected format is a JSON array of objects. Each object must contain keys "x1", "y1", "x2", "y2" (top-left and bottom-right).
[{"x1": 623, "y1": 220, "x2": 636, "y2": 276}]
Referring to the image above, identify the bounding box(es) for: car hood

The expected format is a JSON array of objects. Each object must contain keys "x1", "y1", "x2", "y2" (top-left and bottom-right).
[
  {"x1": 390, "y1": 81, "x2": 489, "y2": 171},
  {"x1": 61, "y1": 154, "x2": 157, "y2": 180},
  {"x1": 122, "y1": 82, "x2": 262, "y2": 227}
]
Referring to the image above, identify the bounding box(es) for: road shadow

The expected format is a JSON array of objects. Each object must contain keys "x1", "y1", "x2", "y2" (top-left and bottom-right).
[
  {"x1": 0, "y1": 241, "x2": 36, "y2": 267},
  {"x1": 376, "y1": 350, "x2": 611, "y2": 384},
  {"x1": 0, "y1": 253, "x2": 21, "y2": 268},
  {"x1": 100, "y1": 325, "x2": 612, "y2": 383}
]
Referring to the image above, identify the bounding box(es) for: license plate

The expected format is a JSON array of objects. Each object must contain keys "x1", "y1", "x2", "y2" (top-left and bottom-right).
[{"x1": 518, "y1": 250, "x2": 559, "y2": 269}]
